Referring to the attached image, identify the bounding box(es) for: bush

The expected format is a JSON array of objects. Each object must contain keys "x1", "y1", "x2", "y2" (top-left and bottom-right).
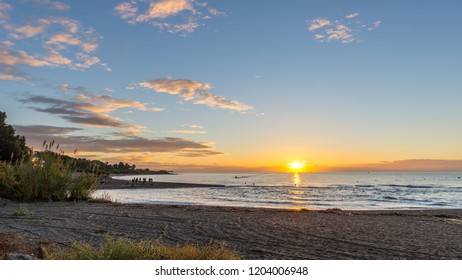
[
  {"x1": 43, "y1": 236, "x2": 241, "y2": 260},
  {"x1": 0, "y1": 146, "x2": 97, "y2": 201}
]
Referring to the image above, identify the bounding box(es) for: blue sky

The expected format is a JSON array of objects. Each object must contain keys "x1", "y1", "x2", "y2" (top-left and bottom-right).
[{"x1": 1, "y1": 0, "x2": 462, "y2": 171}]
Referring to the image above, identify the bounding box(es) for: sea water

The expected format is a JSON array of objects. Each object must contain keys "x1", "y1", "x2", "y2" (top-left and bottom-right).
[{"x1": 93, "y1": 172, "x2": 462, "y2": 210}]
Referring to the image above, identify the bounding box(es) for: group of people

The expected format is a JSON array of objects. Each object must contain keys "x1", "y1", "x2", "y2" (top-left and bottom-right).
[{"x1": 131, "y1": 177, "x2": 153, "y2": 184}]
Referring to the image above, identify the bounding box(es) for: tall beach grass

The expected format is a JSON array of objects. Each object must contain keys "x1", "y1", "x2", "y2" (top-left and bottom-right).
[{"x1": 0, "y1": 141, "x2": 97, "y2": 201}]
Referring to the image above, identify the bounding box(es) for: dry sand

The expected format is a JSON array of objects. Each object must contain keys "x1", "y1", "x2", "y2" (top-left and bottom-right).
[{"x1": 1, "y1": 196, "x2": 462, "y2": 259}]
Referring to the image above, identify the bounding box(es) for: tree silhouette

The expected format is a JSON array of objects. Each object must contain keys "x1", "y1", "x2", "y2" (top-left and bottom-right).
[{"x1": 0, "y1": 111, "x2": 30, "y2": 162}]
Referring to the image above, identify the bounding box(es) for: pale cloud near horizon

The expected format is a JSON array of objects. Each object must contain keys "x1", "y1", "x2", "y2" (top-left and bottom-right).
[
  {"x1": 114, "y1": 0, "x2": 226, "y2": 34},
  {"x1": 308, "y1": 13, "x2": 381, "y2": 43},
  {"x1": 0, "y1": 2, "x2": 109, "y2": 80},
  {"x1": 183, "y1": 124, "x2": 204, "y2": 129},
  {"x1": 137, "y1": 78, "x2": 253, "y2": 112}
]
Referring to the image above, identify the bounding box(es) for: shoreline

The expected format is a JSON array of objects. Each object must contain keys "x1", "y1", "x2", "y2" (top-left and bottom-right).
[
  {"x1": 98, "y1": 176, "x2": 225, "y2": 190},
  {"x1": 1, "y1": 199, "x2": 461, "y2": 259}
]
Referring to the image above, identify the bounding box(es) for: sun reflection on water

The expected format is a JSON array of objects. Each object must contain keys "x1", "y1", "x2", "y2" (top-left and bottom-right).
[
  {"x1": 289, "y1": 172, "x2": 305, "y2": 206},
  {"x1": 293, "y1": 172, "x2": 301, "y2": 186}
]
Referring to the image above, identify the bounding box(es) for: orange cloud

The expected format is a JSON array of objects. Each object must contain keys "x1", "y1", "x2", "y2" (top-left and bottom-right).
[
  {"x1": 308, "y1": 18, "x2": 331, "y2": 31},
  {"x1": 1, "y1": 3, "x2": 108, "y2": 75},
  {"x1": 45, "y1": 50, "x2": 72, "y2": 66},
  {"x1": 14, "y1": 25, "x2": 47, "y2": 38},
  {"x1": 308, "y1": 14, "x2": 381, "y2": 43},
  {"x1": 114, "y1": 0, "x2": 225, "y2": 34},
  {"x1": 0, "y1": 48, "x2": 50, "y2": 67},
  {"x1": 138, "y1": 78, "x2": 253, "y2": 112},
  {"x1": 145, "y1": 0, "x2": 193, "y2": 19}
]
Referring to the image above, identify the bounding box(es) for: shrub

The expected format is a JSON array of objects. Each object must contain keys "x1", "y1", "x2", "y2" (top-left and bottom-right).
[
  {"x1": 0, "y1": 161, "x2": 17, "y2": 198},
  {"x1": 43, "y1": 236, "x2": 241, "y2": 260}
]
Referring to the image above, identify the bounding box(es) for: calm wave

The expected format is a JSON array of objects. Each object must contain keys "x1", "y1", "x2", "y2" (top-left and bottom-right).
[{"x1": 93, "y1": 172, "x2": 462, "y2": 210}]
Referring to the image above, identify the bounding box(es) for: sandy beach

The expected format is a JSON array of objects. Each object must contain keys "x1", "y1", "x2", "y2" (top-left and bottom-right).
[{"x1": 1, "y1": 185, "x2": 462, "y2": 259}]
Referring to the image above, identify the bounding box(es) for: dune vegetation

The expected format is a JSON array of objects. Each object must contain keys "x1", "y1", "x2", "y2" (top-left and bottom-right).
[
  {"x1": 43, "y1": 236, "x2": 241, "y2": 260},
  {"x1": 0, "y1": 143, "x2": 98, "y2": 202}
]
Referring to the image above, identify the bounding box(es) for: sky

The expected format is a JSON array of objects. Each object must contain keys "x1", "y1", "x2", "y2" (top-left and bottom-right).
[{"x1": 1, "y1": 0, "x2": 462, "y2": 172}]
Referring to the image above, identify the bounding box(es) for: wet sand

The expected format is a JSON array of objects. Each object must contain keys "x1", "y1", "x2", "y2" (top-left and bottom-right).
[{"x1": 1, "y1": 197, "x2": 462, "y2": 259}]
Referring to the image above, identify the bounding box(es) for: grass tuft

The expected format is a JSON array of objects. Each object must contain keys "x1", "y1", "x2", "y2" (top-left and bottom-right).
[
  {"x1": 43, "y1": 236, "x2": 241, "y2": 260},
  {"x1": 12, "y1": 204, "x2": 35, "y2": 217},
  {"x1": 88, "y1": 193, "x2": 114, "y2": 204}
]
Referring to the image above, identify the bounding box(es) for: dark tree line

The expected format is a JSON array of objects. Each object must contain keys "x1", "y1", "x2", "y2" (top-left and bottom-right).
[{"x1": 0, "y1": 111, "x2": 171, "y2": 175}]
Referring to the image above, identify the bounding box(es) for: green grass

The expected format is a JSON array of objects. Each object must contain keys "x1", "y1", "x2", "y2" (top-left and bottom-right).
[
  {"x1": 11, "y1": 204, "x2": 35, "y2": 217},
  {"x1": 0, "y1": 143, "x2": 97, "y2": 201},
  {"x1": 43, "y1": 236, "x2": 241, "y2": 260}
]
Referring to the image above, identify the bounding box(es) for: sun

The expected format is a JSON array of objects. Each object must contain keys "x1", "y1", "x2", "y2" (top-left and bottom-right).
[{"x1": 288, "y1": 161, "x2": 306, "y2": 171}]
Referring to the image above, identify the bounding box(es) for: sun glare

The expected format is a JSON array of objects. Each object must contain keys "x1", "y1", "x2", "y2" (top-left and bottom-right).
[{"x1": 288, "y1": 161, "x2": 306, "y2": 171}]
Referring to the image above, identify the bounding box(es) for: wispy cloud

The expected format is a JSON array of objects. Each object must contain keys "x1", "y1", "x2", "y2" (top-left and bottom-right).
[
  {"x1": 75, "y1": 93, "x2": 165, "y2": 113},
  {"x1": 184, "y1": 124, "x2": 203, "y2": 129},
  {"x1": 308, "y1": 13, "x2": 381, "y2": 43},
  {"x1": 0, "y1": 1, "x2": 11, "y2": 24},
  {"x1": 325, "y1": 24, "x2": 354, "y2": 43},
  {"x1": 0, "y1": 47, "x2": 51, "y2": 80},
  {"x1": 176, "y1": 149, "x2": 223, "y2": 157},
  {"x1": 18, "y1": 88, "x2": 163, "y2": 135},
  {"x1": 0, "y1": 2, "x2": 109, "y2": 80},
  {"x1": 114, "y1": 0, "x2": 226, "y2": 34},
  {"x1": 345, "y1": 12, "x2": 359, "y2": 19},
  {"x1": 368, "y1": 21, "x2": 382, "y2": 31},
  {"x1": 308, "y1": 18, "x2": 331, "y2": 31},
  {"x1": 0, "y1": 48, "x2": 50, "y2": 67},
  {"x1": 137, "y1": 78, "x2": 253, "y2": 112},
  {"x1": 30, "y1": 0, "x2": 70, "y2": 11},
  {"x1": 168, "y1": 130, "x2": 206, "y2": 134}
]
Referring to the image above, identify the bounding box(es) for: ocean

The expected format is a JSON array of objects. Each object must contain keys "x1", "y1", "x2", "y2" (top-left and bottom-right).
[{"x1": 93, "y1": 172, "x2": 462, "y2": 210}]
